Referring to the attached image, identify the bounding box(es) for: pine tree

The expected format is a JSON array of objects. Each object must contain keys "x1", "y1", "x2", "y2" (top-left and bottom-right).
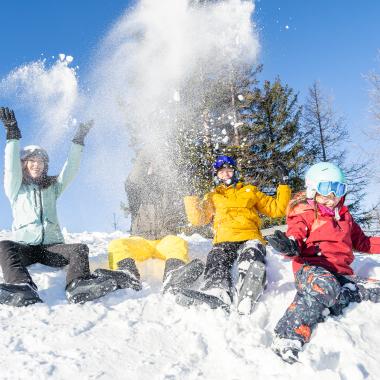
[{"x1": 237, "y1": 77, "x2": 309, "y2": 192}]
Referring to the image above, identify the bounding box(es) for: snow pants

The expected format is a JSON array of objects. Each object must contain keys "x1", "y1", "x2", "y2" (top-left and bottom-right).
[
  {"x1": 203, "y1": 240, "x2": 266, "y2": 291},
  {"x1": 0, "y1": 240, "x2": 91, "y2": 289},
  {"x1": 274, "y1": 264, "x2": 380, "y2": 345},
  {"x1": 108, "y1": 235, "x2": 189, "y2": 270}
]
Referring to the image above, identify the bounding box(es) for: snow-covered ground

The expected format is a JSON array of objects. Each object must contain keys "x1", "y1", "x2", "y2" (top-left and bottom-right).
[{"x1": 0, "y1": 229, "x2": 380, "y2": 380}]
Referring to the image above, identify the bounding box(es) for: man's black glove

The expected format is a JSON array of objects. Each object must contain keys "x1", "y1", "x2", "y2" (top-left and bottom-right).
[
  {"x1": 273, "y1": 162, "x2": 289, "y2": 185},
  {"x1": 0, "y1": 107, "x2": 22, "y2": 140},
  {"x1": 267, "y1": 230, "x2": 299, "y2": 256},
  {"x1": 72, "y1": 120, "x2": 93, "y2": 146}
]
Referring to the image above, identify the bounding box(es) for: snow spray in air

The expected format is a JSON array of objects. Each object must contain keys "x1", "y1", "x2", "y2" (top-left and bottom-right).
[
  {"x1": 0, "y1": 0, "x2": 260, "y2": 229},
  {"x1": 0, "y1": 54, "x2": 79, "y2": 147},
  {"x1": 85, "y1": 0, "x2": 260, "y2": 199}
]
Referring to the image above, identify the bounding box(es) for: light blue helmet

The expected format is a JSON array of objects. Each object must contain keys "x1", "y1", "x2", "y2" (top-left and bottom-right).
[
  {"x1": 305, "y1": 162, "x2": 346, "y2": 198},
  {"x1": 20, "y1": 145, "x2": 49, "y2": 163}
]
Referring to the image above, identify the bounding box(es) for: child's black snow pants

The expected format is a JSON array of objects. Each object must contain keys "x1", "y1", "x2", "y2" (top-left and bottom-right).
[
  {"x1": 274, "y1": 264, "x2": 380, "y2": 345},
  {"x1": 203, "y1": 240, "x2": 266, "y2": 291},
  {"x1": 0, "y1": 240, "x2": 91, "y2": 289}
]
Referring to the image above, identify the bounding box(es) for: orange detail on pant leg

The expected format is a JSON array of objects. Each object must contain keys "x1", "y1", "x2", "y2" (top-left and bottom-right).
[
  {"x1": 294, "y1": 325, "x2": 311, "y2": 342},
  {"x1": 288, "y1": 302, "x2": 297, "y2": 311},
  {"x1": 312, "y1": 283, "x2": 325, "y2": 294}
]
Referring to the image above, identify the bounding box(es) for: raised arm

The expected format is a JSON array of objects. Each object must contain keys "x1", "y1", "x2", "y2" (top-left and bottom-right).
[
  {"x1": 255, "y1": 184, "x2": 292, "y2": 218},
  {"x1": 56, "y1": 120, "x2": 93, "y2": 196},
  {"x1": 1, "y1": 107, "x2": 23, "y2": 202}
]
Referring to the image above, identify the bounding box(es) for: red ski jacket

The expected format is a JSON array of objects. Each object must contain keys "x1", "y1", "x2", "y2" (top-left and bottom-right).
[{"x1": 286, "y1": 201, "x2": 380, "y2": 275}]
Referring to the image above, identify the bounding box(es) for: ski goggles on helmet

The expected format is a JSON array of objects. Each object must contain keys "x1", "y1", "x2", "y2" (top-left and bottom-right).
[
  {"x1": 213, "y1": 155, "x2": 237, "y2": 170},
  {"x1": 316, "y1": 181, "x2": 347, "y2": 197},
  {"x1": 20, "y1": 145, "x2": 49, "y2": 163}
]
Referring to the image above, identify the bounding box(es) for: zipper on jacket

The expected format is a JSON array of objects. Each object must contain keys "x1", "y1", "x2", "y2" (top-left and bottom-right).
[
  {"x1": 333, "y1": 218, "x2": 343, "y2": 231},
  {"x1": 38, "y1": 187, "x2": 45, "y2": 244},
  {"x1": 33, "y1": 188, "x2": 37, "y2": 207}
]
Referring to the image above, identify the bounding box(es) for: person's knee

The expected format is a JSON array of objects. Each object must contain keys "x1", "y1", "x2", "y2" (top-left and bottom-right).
[
  {"x1": 75, "y1": 244, "x2": 89, "y2": 259},
  {"x1": 239, "y1": 246, "x2": 266, "y2": 264},
  {"x1": 204, "y1": 246, "x2": 231, "y2": 275},
  {"x1": 297, "y1": 267, "x2": 340, "y2": 307},
  {"x1": 297, "y1": 266, "x2": 339, "y2": 305},
  {"x1": 206, "y1": 247, "x2": 225, "y2": 266},
  {"x1": 0, "y1": 240, "x2": 16, "y2": 252},
  {"x1": 0, "y1": 240, "x2": 19, "y2": 264}
]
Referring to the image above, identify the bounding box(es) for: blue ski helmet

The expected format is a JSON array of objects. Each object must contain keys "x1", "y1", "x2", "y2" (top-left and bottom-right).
[
  {"x1": 213, "y1": 155, "x2": 237, "y2": 170},
  {"x1": 305, "y1": 162, "x2": 346, "y2": 198},
  {"x1": 213, "y1": 155, "x2": 239, "y2": 185}
]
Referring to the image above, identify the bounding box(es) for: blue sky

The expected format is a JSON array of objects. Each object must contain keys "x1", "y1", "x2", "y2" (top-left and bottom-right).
[{"x1": 0, "y1": 0, "x2": 379, "y2": 232}]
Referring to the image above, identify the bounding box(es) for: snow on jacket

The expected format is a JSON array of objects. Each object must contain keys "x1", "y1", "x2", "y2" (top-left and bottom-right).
[
  {"x1": 4, "y1": 139, "x2": 83, "y2": 245},
  {"x1": 287, "y1": 200, "x2": 380, "y2": 275},
  {"x1": 184, "y1": 183, "x2": 291, "y2": 244}
]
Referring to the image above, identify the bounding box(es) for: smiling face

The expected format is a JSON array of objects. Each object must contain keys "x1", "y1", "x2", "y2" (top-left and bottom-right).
[
  {"x1": 315, "y1": 192, "x2": 342, "y2": 208},
  {"x1": 25, "y1": 157, "x2": 45, "y2": 179},
  {"x1": 217, "y1": 167, "x2": 234, "y2": 182}
]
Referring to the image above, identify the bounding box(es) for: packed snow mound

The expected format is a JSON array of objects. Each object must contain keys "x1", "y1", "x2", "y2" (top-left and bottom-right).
[{"x1": 0, "y1": 230, "x2": 379, "y2": 380}]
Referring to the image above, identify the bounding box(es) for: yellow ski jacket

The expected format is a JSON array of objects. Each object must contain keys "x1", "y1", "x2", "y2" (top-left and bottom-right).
[{"x1": 184, "y1": 183, "x2": 291, "y2": 244}]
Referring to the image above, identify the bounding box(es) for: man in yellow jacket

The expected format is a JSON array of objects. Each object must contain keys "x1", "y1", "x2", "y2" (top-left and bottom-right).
[{"x1": 183, "y1": 155, "x2": 291, "y2": 313}]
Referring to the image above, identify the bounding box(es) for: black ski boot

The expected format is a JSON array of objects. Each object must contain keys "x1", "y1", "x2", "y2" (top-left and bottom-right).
[
  {"x1": 66, "y1": 276, "x2": 118, "y2": 304},
  {"x1": 94, "y1": 258, "x2": 142, "y2": 291},
  {"x1": 271, "y1": 336, "x2": 302, "y2": 364},
  {"x1": 162, "y1": 258, "x2": 205, "y2": 294},
  {"x1": 175, "y1": 288, "x2": 231, "y2": 312},
  {"x1": 236, "y1": 260, "x2": 267, "y2": 315},
  {"x1": 175, "y1": 277, "x2": 233, "y2": 312},
  {"x1": 0, "y1": 283, "x2": 42, "y2": 307}
]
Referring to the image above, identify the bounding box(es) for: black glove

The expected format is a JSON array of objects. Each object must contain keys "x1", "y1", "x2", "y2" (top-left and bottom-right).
[
  {"x1": 357, "y1": 285, "x2": 380, "y2": 303},
  {"x1": 273, "y1": 162, "x2": 289, "y2": 184},
  {"x1": 0, "y1": 107, "x2": 22, "y2": 140},
  {"x1": 267, "y1": 230, "x2": 299, "y2": 256},
  {"x1": 72, "y1": 120, "x2": 93, "y2": 146}
]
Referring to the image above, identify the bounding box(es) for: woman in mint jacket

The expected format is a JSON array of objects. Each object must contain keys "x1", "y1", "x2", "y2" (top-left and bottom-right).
[{"x1": 0, "y1": 107, "x2": 117, "y2": 306}]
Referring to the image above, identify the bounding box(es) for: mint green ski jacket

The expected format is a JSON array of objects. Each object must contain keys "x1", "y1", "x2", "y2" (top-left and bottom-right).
[{"x1": 4, "y1": 139, "x2": 83, "y2": 245}]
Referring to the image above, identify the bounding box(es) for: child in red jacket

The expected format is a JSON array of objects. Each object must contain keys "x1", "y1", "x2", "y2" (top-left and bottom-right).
[{"x1": 268, "y1": 162, "x2": 380, "y2": 364}]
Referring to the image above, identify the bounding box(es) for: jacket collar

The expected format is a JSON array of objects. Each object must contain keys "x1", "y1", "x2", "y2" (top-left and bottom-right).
[
  {"x1": 305, "y1": 199, "x2": 348, "y2": 217},
  {"x1": 215, "y1": 182, "x2": 244, "y2": 193}
]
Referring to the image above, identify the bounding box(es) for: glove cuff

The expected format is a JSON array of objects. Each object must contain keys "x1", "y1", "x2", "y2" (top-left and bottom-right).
[{"x1": 72, "y1": 136, "x2": 85, "y2": 146}]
